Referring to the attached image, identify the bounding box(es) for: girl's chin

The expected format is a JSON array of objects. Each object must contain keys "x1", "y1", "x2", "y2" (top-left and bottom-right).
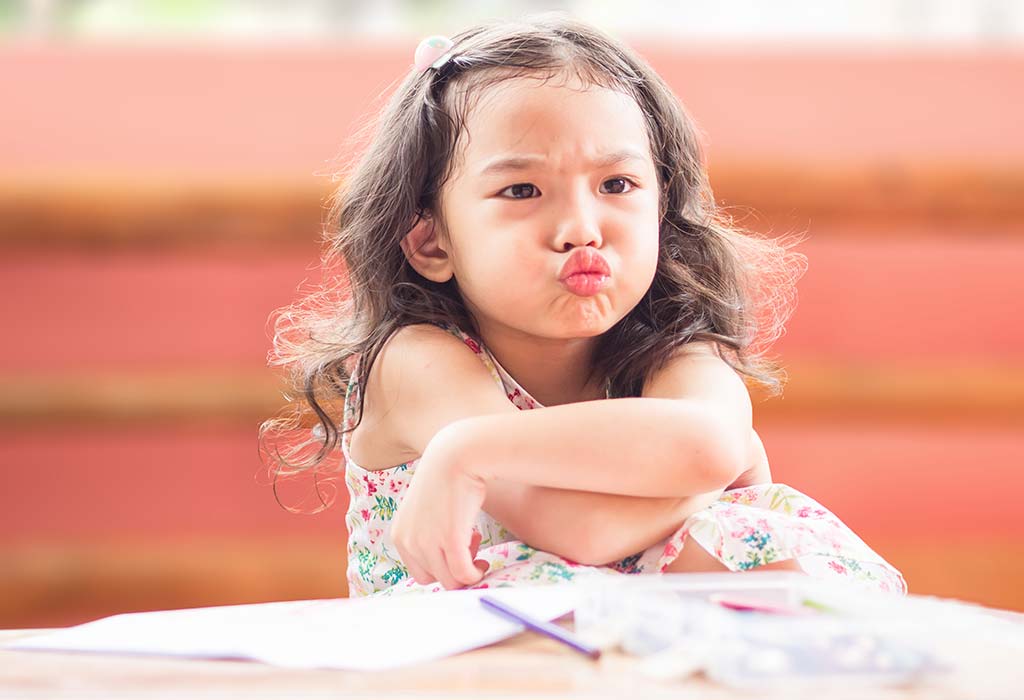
[
  {"x1": 474, "y1": 298, "x2": 624, "y2": 338},
  {"x1": 545, "y1": 315, "x2": 618, "y2": 338}
]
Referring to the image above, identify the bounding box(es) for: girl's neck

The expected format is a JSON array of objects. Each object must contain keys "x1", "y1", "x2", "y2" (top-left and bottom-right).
[{"x1": 472, "y1": 322, "x2": 605, "y2": 406}]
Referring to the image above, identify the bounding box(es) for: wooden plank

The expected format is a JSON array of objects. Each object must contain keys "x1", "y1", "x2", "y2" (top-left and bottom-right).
[
  {"x1": 0, "y1": 177, "x2": 325, "y2": 249},
  {"x1": 1, "y1": 537, "x2": 1020, "y2": 630},
  {"x1": 0, "y1": 538, "x2": 346, "y2": 630},
  {"x1": 748, "y1": 363, "x2": 1024, "y2": 424},
  {"x1": 0, "y1": 364, "x2": 1020, "y2": 425},
  {"x1": 0, "y1": 370, "x2": 288, "y2": 425},
  {"x1": 711, "y1": 161, "x2": 1024, "y2": 228},
  {"x1": 1, "y1": 165, "x2": 1022, "y2": 249}
]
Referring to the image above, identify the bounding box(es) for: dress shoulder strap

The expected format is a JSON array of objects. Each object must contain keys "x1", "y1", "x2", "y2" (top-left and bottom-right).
[{"x1": 436, "y1": 323, "x2": 507, "y2": 395}]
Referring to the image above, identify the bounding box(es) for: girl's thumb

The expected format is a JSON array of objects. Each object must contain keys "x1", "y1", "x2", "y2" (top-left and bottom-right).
[{"x1": 469, "y1": 531, "x2": 489, "y2": 578}]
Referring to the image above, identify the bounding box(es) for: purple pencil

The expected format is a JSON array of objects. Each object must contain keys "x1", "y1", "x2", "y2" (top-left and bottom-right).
[{"x1": 479, "y1": 595, "x2": 602, "y2": 660}]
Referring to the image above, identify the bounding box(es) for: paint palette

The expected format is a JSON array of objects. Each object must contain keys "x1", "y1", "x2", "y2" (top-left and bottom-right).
[{"x1": 705, "y1": 620, "x2": 945, "y2": 687}]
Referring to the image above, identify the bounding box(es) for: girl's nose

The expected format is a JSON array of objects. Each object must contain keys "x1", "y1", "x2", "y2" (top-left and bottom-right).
[{"x1": 552, "y1": 192, "x2": 603, "y2": 251}]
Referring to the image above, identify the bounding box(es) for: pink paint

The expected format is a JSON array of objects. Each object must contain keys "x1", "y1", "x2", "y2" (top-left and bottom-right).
[{"x1": 709, "y1": 594, "x2": 814, "y2": 616}]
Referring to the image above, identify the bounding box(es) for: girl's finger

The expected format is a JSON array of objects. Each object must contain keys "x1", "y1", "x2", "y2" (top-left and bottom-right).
[
  {"x1": 468, "y1": 530, "x2": 489, "y2": 577},
  {"x1": 404, "y1": 557, "x2": 435, "y2": 587},
  {"x1": 444, "y1": 542, "x2": 485, "y2": 587},
  {"x1": 427, "y1": 548, "x2": 461, "y2": 591}
]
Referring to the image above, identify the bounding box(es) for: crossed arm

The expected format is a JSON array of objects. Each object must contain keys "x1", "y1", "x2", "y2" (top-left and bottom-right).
[
  {"x1": 419, "y1": 394, "x2": 753, "y2": 567},
  {"x1": 481, "y1": 427, "x2": 771, "y2": 566},
  {"x1": 373, "y1": 324, "x2": 761, "y2": 585}
]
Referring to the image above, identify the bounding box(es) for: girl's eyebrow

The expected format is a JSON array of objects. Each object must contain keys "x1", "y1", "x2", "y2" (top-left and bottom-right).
[{"x1": 477, "y1": 149, "x2": 648, "y2": 177}]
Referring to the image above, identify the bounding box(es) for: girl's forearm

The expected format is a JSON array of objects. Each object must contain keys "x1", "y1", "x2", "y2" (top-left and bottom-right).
[
  {"x1": 485, "y1": 484, "x2": 723, "y2": 566},
  {"x1": 429, "y1": 398, "x2": 745, "y2": 498},
  {"x1": 479, "y1": 428, "x2": 769, "y2": 566}
]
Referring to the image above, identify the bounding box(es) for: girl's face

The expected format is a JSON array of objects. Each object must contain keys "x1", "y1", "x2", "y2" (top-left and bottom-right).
[{"x1": 438, "y1": 74, "x2": 661, "y2": 342}]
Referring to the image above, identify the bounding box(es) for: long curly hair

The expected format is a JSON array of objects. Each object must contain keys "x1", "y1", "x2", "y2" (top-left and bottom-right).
[{"x1": 259, "y1": 13, "x2": 807, "y2": 506}]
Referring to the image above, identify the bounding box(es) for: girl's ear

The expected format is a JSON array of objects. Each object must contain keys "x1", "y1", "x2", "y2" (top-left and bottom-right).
[{"x1": 400, "y1": 214, "x2": 454, "y2": 283}]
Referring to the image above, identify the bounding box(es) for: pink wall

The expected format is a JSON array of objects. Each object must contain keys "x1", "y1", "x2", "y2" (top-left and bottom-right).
[
  {"x1": 3, "y1": 44, "x2": 1022, "y2": 176},
  {"x1": 2, "y1": 44, "x2": 1022, "y2": 617}
]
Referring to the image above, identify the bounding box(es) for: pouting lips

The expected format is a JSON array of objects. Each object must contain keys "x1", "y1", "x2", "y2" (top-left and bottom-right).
[{"x1": 558, "y1": 247, "x2": 611, "y2": 281}]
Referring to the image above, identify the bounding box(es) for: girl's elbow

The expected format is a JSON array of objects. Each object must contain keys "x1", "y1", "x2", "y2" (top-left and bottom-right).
[
  {"x1": 710, "y1": 440, "x2": 749, "y2": 489},
  {"x1": 565, "y1": 522, "x2": 648, "y2": 566},
  {"x1": 567, "y1": 537, "x2": 619, "y2": 567},
  {"x1": 681, "y1": 418, "x2": 748, "y2": 491},
  {"x1": 713, "y1": 439, "x2": 748, "y2": 487},
  {"x1": 537, "y1": 525, "x2": 619, "y2": 567}
]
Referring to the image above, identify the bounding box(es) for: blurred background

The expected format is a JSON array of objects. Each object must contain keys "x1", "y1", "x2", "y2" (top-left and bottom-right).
[{"x1": 1, "y1": 0, "x2": 1022, "y2": 628}]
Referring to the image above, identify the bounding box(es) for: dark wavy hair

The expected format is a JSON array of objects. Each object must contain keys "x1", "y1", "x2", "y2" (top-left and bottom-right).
[{"x1": 259, "y1": 12, "x2": 806, "y2": 504}]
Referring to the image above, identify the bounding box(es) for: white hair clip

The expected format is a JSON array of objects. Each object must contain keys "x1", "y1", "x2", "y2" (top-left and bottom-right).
[{"x1": 413, "y1": 35, "x2": 455, "y2": 73}]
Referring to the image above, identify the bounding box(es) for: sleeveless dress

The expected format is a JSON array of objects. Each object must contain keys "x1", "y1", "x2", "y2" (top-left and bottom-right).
[{"x1": 341, "y1": 325, "x2": 907, "y2": 597}]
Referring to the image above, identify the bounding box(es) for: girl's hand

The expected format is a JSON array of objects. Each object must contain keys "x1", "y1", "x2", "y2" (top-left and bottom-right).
[{"x1": 390, "y1": 427, "x2": 489, "y2": 590}]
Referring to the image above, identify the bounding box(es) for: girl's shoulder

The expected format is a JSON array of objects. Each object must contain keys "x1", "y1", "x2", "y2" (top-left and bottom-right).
[
  {"x1": 374, "y1": 322, "x2": 494, "y2": 396},
  {"x1": 363, "y1": 323, "x2": 481, "y2": 376},
  {"x1": 351, "y1": 322, "x2": 512, "y2": 470},
  {"x1": 387, "y1": 321, "x2": 475, "y2": 350},
  {"x1": 347, "y1": 324, "x2": 461, "y2": 472}
]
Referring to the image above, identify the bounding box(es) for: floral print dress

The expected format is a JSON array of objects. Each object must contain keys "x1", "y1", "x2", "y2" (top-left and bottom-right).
[{"x1": 342, "y1": 325, "x2": 906, "y2": 597}]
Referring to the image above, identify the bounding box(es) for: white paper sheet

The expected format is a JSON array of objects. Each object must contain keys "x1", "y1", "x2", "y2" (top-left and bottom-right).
[{"x1": 7, "y1": 586, "x2": 583, "y2": 671}]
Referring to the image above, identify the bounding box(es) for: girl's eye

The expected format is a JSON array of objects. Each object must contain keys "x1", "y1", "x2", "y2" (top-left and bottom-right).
[
  {"x1": 499, "y1": 183, "x2": 539, "y2": 199},
  {"x1": 600, "y1": 177, "x2": 635, "y2": 194},
  {"x1": 495, "y1": 179, "x2": 630, "y2": 198}
]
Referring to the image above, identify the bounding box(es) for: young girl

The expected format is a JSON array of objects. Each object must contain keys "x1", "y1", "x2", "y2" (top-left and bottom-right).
[{"x1": 261, "y1": 14, "x2": 906, "y2": 598}]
